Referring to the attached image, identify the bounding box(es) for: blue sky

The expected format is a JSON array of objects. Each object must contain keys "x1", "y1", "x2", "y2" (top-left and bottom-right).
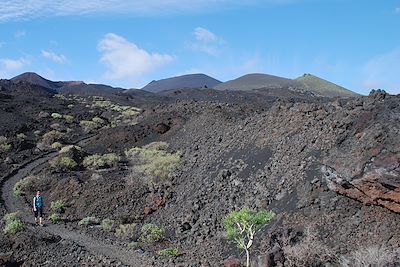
[{"x1": 0, "y1": 0, "x2": 399, "y2": 94}]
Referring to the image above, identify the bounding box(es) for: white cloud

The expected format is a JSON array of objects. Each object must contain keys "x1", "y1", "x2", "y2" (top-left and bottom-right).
[
  {"x1": 194, "y1": 27, "x2": 217, "y2": 42},
  {"x1": 41, "y1": 50, "x2": 68, "y2": 64},
  {"x1": 187, "y1": 27, "x2": 224, "y2": 56},
  {"x1": 98, "y1": 33, "x2": 174, "y2": 81},
  {"x1": 0, "y1": 57, "x2": 31, "y2": 70},
  {"x1": 362, "y1": 48, "x2": 400, "y2": 94},
  {"x1": 0, "y1": 0, "x2": 288, "y2": 22}
]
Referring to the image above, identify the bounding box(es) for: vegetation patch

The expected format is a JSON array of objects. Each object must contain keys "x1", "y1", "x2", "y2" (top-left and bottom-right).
[
  {"x1": 38, "y1": 130, "x2": 64, "y2": 150},
  {"x1": 50, "y1": 200, "x2": 66, "y2": 213},
  {"x1": 224, "y1": 208, "x2": 275, "y2": 267},
  {"x1": 78, "y1": 216, "x2": 100, "y2": 226},
  {"x1": 3, "y1": 213, "x2": 24, "y2": 234},
  {"x1": 115, "y1": 223, "x2": 137, "y2": 239},
  {"x1": 51, "y1": 113, "x2": 63, "y2": 119},
  {"x1": 157, "y1": 248, "x2": 179, "y2": 257},
  {"x1": 140, "y1": 223, "x2": 165, "y2": 244},
  {"x1": 83, "y1": 153, "x2": 121, "y2": 169},
  {"x1": 63, "y1": 115, "x2": 74, "y2": 123},
  {"x1": 0, "y1": 143, "x2": 12, "y2": 153},
  {"x1": 128, "y1": 241, "x2": 140, "y2": 249},
  {"x1": 49, "y1": 213, "x2": 60, "y2": 224},
  {"x1": 80, "y1": 120, "x2": 99, "y2": 132},
  {"x1": 16, "y1": 133, "x2": 27, "y2": 141},
  {"x1": 125, "y1": 142, "x2": 180, "y2": 187},
  {"x1": 13, "y1": 176, "x2": 34, "y2": 197},
  {"x1": 51, "y1": 142, "x2": 63, "y2": 150},
  {"x1": 50, "y1": 156, "x2": 78, "y2": 170},
  {"x1": 100, "y1": 218, "x2": 115, "y2": 232}
]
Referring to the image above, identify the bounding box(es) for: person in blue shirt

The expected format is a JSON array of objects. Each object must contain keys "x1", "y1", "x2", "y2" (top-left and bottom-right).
[{"x1": 32, "y1": 190, "x2": 44, "y2": 226}]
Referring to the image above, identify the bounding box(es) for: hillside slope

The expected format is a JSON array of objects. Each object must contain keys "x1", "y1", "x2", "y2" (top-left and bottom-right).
[
  {"x1": 214, "y1": 73, "x2": 301, "y2": 91},
  {"x1": 296, "y1": 74, "x2": 359, "y2": 97},
  {"x1": 141, "y1": 73, "x2": 222, "y2": 93},
  {"x1": 11, "y1": 72, "x2": 83, "y2": 90}
]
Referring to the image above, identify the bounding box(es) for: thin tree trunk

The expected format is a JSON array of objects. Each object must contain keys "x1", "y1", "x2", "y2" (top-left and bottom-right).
[{"x1": 246, "y1": 249, "x2": 250, "y2": 267}]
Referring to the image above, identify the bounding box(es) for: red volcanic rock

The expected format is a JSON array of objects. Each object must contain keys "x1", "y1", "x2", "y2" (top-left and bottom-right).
[
  {"x1": 223, "y1": 258, "x2": 242, "y2": 267},
  {"x1": 323, "y1": 93, "x2": 400, "y2": 213}
]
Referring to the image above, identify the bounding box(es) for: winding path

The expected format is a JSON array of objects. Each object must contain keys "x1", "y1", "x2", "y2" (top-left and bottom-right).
[{"x1": 1, "y1": 137, "x2": 150, "y2": 266}]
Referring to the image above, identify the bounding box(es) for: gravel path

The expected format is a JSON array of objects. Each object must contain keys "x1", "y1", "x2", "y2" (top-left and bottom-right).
[{"x1": 1, "y1": 137, "x2": 150, "y2": 267}]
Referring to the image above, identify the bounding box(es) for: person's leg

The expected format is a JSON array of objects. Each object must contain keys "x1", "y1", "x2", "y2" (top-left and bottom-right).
[
  {"x1": 39, "y1": 208, "x2": 43, "y2": 226},
  {"x1": 34, "y1": 210, "x2": 38, "y2": 224}
]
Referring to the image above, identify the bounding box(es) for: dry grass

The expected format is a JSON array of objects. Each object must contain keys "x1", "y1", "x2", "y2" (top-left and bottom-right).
[
  {"x1": 282, "y1": 227, "x2": 337, "y2": 267},
  {"x1": 339, "y1": 246, "x2": 400, "y2": 267}
]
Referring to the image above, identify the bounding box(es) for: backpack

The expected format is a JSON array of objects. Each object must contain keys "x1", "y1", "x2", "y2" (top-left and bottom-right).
[{"x1": 34, "y1": 196, "x2": 43, "y2": 209}]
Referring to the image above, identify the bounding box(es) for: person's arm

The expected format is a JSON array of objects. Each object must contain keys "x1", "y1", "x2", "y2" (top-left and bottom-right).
[{"x1": 32, "y1": 197, "x2": 36, "y2": 211}]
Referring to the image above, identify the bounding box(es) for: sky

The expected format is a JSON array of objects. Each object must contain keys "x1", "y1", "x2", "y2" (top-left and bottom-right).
[{"x1": 0, "y1": 0, "x2": 399, "y2": 95}]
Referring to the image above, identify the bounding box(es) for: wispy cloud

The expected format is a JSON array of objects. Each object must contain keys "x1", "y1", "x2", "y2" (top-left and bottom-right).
[
  {"x1": 395, "y1": 7, "x2": 400, "y2": 13},
  {"x1": 362, "y1": 48, "x2": 400, "y2": 94},
  {"x1": 41, "y1": 50, "x2": 68, "y2": 64},
  {"x1": 187, "y1": 27, "x2": 225, "y2": 56},
  {"x1": 98, "y1": 33, "x2": 174, "y2": 83},
  {"x1": 0, "y1": 0, "x2": 286, "y2": 22},
  {"x1": 0, "y1": 57, "x2": 31, "y2": 70},
  {"x1": 194, "y1": 27, "x2": 217, "y2": 42}
]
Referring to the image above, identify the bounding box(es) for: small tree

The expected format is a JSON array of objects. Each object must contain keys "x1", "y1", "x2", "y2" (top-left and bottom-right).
[{"x1": 224, "y1": 208, "x2": 275, "y2": 267}]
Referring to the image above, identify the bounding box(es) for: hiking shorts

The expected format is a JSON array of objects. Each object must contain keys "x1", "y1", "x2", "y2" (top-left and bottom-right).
[{"x1": 34, "y1": 208, "x2": 43, "y2": 218}]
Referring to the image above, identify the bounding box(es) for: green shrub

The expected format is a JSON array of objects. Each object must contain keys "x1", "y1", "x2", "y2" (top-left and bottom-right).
[
  {"x1": 115, "y1": 223, "x2": 137, "y2": 239},
  {"x1": 80, "y1": 120, "x2": 99, "y2": 131},
  {"x1": 51, "y1": 142, "x2": 63, "y2": 150},
  {"x1": 43, "y1": 130, "x2": 63, "y2": 141},
  {"x1": 16, "y1": 133, "x2": 27, "y2": 141},
  {"x1": 40, "y1": 130, "x2": 64, "y2": 149},
  {"x1": 100, "y1": 218, "x2": 115, "y2": 232},
  {"x1": 121, "y1": 109, "x2": 140, "y2": 118},
  {"x1": 92, "y1": 100, "x2": 112, "y2": 108},
  {"x1": 140, "y1": 224, "x2": 165, "y2": 243},
  {"x1": 143, "y1": 142, "x2": 169, "y2": 151},
  {"x1": 54, "y1": 94, "x2": 66, "y2": 100},
  {"x1": 59, "y1": 145, "x2": 82, "y2": 154},
  {"x1": 0, "y1": 136, "x2": 8, "y2": 144},
  {"x1": 50, "y1": 156, "x2": 78, "y2": 170},
  {"x1": 63, "y1": 115, "x2": 74, "y2": 123},
  {"x1": 92, "y1": 117, "x2": 105, "y2": 124},
  {"x1": 50, "y1": 200, "x2": 65, "y2": 212},
  {"x1": 83, "y1": 153, "x2": 121, "y2": 169},
  {"x1": 128, "y1": 241, "x2": 140, "y2": 249},
  {"x1": 0, "y1": 143, "x2": 12, "y2": 153},
  {"x1": 158, "y1": 248, "x2": 179, "y2": 257},
  {"x1": 4, "y1": 212, "x2": 18, "y2": 223},
  {"x1": 51, "y1": 113, "x2": 63, "y2": 119},
  {"x1": 224, "y1": 208, "x2": 275, "y2": 267},
  {"x1": 49, "y1": 213, "x2": 60, "y2": 223},
  {"x1": 13, "y1": 176, "x2": 33, "y2": 197},
  {"x1": 78, "y1": 216, "x2": 99, "y2": 226},
  {"x1": 125, "y1": 144, "x2": 180, "y2": 187},
  {"x1": 3, "y1": 213, "x2": 24, "y2": 234}
]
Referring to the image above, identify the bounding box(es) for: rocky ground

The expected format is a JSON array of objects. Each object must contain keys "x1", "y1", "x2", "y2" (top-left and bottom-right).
[{"x1": 1, "y1": 80, "x2": 399, "y2": 266}]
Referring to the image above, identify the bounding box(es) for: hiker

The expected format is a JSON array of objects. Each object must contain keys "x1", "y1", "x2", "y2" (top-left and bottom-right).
[{"x1": 32, "y1": 190, "x2": 44, "y2": 226}]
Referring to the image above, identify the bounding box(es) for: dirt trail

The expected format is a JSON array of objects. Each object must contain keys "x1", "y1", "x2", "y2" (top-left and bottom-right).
[{"x1": 1, "y1": 137, "x2": 150, "y2": 266}]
